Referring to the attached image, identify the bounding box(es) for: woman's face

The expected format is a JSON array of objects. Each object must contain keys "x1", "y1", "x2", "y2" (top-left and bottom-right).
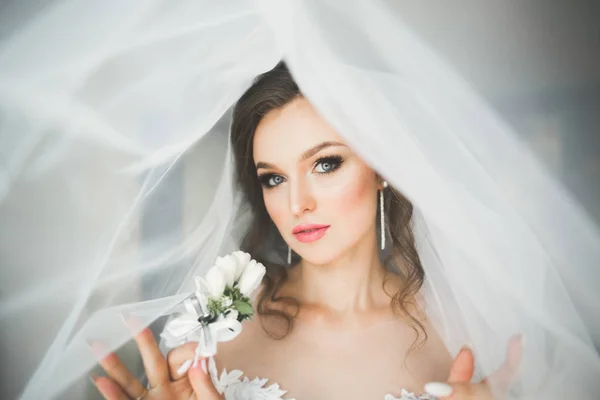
[{"x1": 253, "y1": 97, "x2": 380, "y2": 265}]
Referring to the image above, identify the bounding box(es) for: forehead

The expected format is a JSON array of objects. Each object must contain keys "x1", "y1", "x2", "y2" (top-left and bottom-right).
[{"x1": 253, "y1": 97, "x2": 346, "y2": 162}]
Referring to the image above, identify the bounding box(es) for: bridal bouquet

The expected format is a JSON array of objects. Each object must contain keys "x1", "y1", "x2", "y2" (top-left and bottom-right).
[{"x1": 160, "y1": 251, "x2": 266, "y2": 369}]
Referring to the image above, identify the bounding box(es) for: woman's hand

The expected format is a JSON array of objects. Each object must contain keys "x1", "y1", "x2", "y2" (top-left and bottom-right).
[
  {"x1": 91, "y1": 325, "x2": 222, "y2": 400},
  {"x1": 425, "y1": 335, "x2": 523, "y2": 399}
]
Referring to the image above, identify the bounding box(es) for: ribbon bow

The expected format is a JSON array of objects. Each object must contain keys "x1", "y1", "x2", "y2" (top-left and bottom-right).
[{"x1": 160, "y1": 292, "x2": 242, "y2": 373}]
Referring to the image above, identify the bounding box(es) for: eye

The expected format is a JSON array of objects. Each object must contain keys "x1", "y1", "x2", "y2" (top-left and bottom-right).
[
  {"x1": 314, "y1": 156, "x2": 343, "y2": 174},
  {"x1": 258, "y1": 173, "x2": 285, "y2": 189},
  {"x1": 269, "y1": 175, "x2": 284, "y2": 186}
]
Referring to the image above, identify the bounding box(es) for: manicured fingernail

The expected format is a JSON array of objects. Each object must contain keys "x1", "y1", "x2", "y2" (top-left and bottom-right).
[
  {"x1": 177, "y1": 359, "x2": 193, "y2": 375},
  {"x1": 424, "y1": 382, "x2": 453, "y2": 397},
  {"x1": 120, "y1": 310, "x2": 143, "y2": 332},
  {"x1": 85, "y1": 338, "x2": 106, "y2": 357},
  {"x1": 119, "y1": 310, "x2": 131, "y2": 326},
  {"x1": 190, "y1": 357, "x2": 207, "y2": 375},
  {"x1": 511, "y1": 333, "x2": 524, "y2": 344},
  {"x1": 459, "y1": 343, "x2": 473, "y2": 355}
]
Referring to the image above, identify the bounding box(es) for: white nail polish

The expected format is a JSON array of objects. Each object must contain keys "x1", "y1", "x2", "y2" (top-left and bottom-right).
[
  {"x1": 119, "y1": 312, "x2": 128, "y2": 327},
  {"x1": 177, "y1": 359, "x2": 193, "y2": 375},
  {"x1": 201, "y1": 358, "x2": 208, "y2": 374},
  {"x1": 424, "y1": 382, "x2": 453, "y2": 397}
]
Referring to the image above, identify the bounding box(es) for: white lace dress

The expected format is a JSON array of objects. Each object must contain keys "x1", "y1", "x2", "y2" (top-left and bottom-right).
[{"x1": 208, "y1": 358, "x2": 436, "y2": 400}]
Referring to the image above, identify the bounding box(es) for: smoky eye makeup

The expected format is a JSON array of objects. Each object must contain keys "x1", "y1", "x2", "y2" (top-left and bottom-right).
[
  {"x1": 258, "y1": 173, "x2": 285, "y2": 189},
  {"x1": 257, "y1": 154, "x2": 346, "y2": 189},
  {"x1": 313, "y1": 155, "x2": 344, "y2": 174}
]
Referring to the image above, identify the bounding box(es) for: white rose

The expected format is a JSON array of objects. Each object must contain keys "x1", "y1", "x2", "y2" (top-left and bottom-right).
[
  {"x1": 215, "y1": 255, "x2": 237, "y2": 287},
  {"x1": 237, "y1": 260, "x2": 266, "y2": 296},
  {"x1": 205, "y1": 264, "x2": 226, "y2": 298},
  {"x1": 194, "y1": 277, "x2": 209, "y2": 303},
  {"x1": 231, "y1": 251, "x2": 251, "y2": 281}
]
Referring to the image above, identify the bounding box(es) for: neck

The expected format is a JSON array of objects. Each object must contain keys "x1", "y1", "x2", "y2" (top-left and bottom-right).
[{"x1": 290, "y1": 229, "x2": 391, "y2": 315}]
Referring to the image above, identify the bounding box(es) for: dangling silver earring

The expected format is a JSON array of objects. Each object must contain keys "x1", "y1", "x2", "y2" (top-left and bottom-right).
[
  {"x1": 287, "y1": 246, "x2": 292, "y2": 265},
  {"x1": 380, "y1": 181, "x2": 388, "y2": 250}
]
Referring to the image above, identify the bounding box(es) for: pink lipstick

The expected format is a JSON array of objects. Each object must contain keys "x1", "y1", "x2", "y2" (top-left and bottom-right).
[{"x1": 292, "y1": 224, "x2": 330, "y2": 243}]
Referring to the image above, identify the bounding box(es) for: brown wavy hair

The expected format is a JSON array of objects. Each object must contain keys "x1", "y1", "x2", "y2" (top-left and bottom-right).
[{"x1": 230, "y1": 62, "x2": 426, "y2": 344}]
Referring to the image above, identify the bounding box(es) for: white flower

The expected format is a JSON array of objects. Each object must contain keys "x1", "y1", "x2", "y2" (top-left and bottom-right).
[
  {"x1": 205, "y1": 264, "x2": 226, "y2": 298},
  {"x1": 215, "y1": 255, "x2": 238, "y2": 287},
  {"x1": 160, "y1": 251, "x2": 263, "y2": 357},
  {"x1": 213, "y1": 251, "x2": 253, "y2": 288},
  {"x1": 194, "y1": 276, "x2": 209, "y2": 302},
  {"x1": 237, "y1": 260, "x2": 266, "y2": 296},
  {"x1": 231, "y1": 251, "x2": 251, "y2": 281}
]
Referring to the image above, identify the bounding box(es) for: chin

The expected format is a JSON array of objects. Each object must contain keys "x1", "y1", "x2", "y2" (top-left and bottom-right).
[
  {"x1": 295, "y1": 243, "x2": 346, "y2": 266},
  {"x1": 297, "y1": 254, "x2": 339, "y2": 266}
]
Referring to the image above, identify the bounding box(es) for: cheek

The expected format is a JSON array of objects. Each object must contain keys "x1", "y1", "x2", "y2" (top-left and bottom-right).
[
  {"x1": 260, "y1": 164, "x2": 378, "y2": 241},
  {"x1": 319, "y1": 165, "x2": 377, "y2": 226}
]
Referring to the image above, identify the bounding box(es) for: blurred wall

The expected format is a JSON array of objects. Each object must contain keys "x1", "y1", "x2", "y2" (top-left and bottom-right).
[{"x1": 393, "y1": 0, "x2": 600, "y2": 222}]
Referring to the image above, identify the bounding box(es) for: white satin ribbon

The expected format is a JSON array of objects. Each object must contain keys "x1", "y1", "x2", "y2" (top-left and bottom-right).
[
  {"x1": 162, "y1": 294, "x2": 243, "y2": 375},
  {"x1": 177, "y1": 317, "x2": 242, "y2": 375}
]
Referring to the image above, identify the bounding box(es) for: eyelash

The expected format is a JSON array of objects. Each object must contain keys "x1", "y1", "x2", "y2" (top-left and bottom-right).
[{"x1": 258, "y1": 155, "x2": 345, "y2": 189}]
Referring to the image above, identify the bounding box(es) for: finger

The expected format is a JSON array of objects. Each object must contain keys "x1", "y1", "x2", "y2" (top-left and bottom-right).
[
  {"x1": 189, "y1": 358, "x2": 222, "y2": 399},
  {"x1": 447, "y1": 345, "x2": 475, "y2": 383},
  {"x1": 488, "y1": 334, "x2": 523, "y2": 392},
  {"x1": 91, "y1": 341, "x2": 146, "y2": 399},
  {"x1": 131, "y1": 326, "x2": 170, "y2": 387},
  {"x1": 92, "y1": 376, "x2": 131, "y2": 400},
  {"x1": 167, "y1": 342, "x2": 199, "y2": 380}
]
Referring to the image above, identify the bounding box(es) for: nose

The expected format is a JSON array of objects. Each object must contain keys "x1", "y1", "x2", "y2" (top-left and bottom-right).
[{"x1": 289, "y1": 175, "x2": 316, "y2": 217}]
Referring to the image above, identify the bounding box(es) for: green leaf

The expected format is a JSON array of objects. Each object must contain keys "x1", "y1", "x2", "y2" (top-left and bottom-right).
[{"x1": 234, "y1": 300, "x2": 254, "y2": 316}]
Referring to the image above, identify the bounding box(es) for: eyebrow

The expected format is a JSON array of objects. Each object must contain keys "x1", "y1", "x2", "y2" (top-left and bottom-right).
[{"x1": 255, "y1": 141, "x2": 347, "y2": 170}]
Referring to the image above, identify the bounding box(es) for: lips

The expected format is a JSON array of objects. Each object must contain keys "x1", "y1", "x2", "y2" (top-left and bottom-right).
[{"x1": 292, "y1": 224, "x2": 330, "y2": 243}]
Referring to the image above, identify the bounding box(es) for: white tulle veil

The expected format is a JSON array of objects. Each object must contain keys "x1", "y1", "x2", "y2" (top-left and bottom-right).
[{"x1": 1, "y1": 1, "x2": 599, "y2": 399}]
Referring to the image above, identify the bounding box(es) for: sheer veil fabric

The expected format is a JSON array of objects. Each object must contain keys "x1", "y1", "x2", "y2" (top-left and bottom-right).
[{"x1": 0, "y1": 1, "x2": 598, "y2": 399}]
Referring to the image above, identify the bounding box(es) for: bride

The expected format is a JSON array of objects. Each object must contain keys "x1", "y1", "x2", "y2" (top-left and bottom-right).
[
  {"x1": 90, "y1": 63, "x2": 522, "y2": 400},
  {"x1": 1, "y1": 2, "x2": 599, "y2": 399}
]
